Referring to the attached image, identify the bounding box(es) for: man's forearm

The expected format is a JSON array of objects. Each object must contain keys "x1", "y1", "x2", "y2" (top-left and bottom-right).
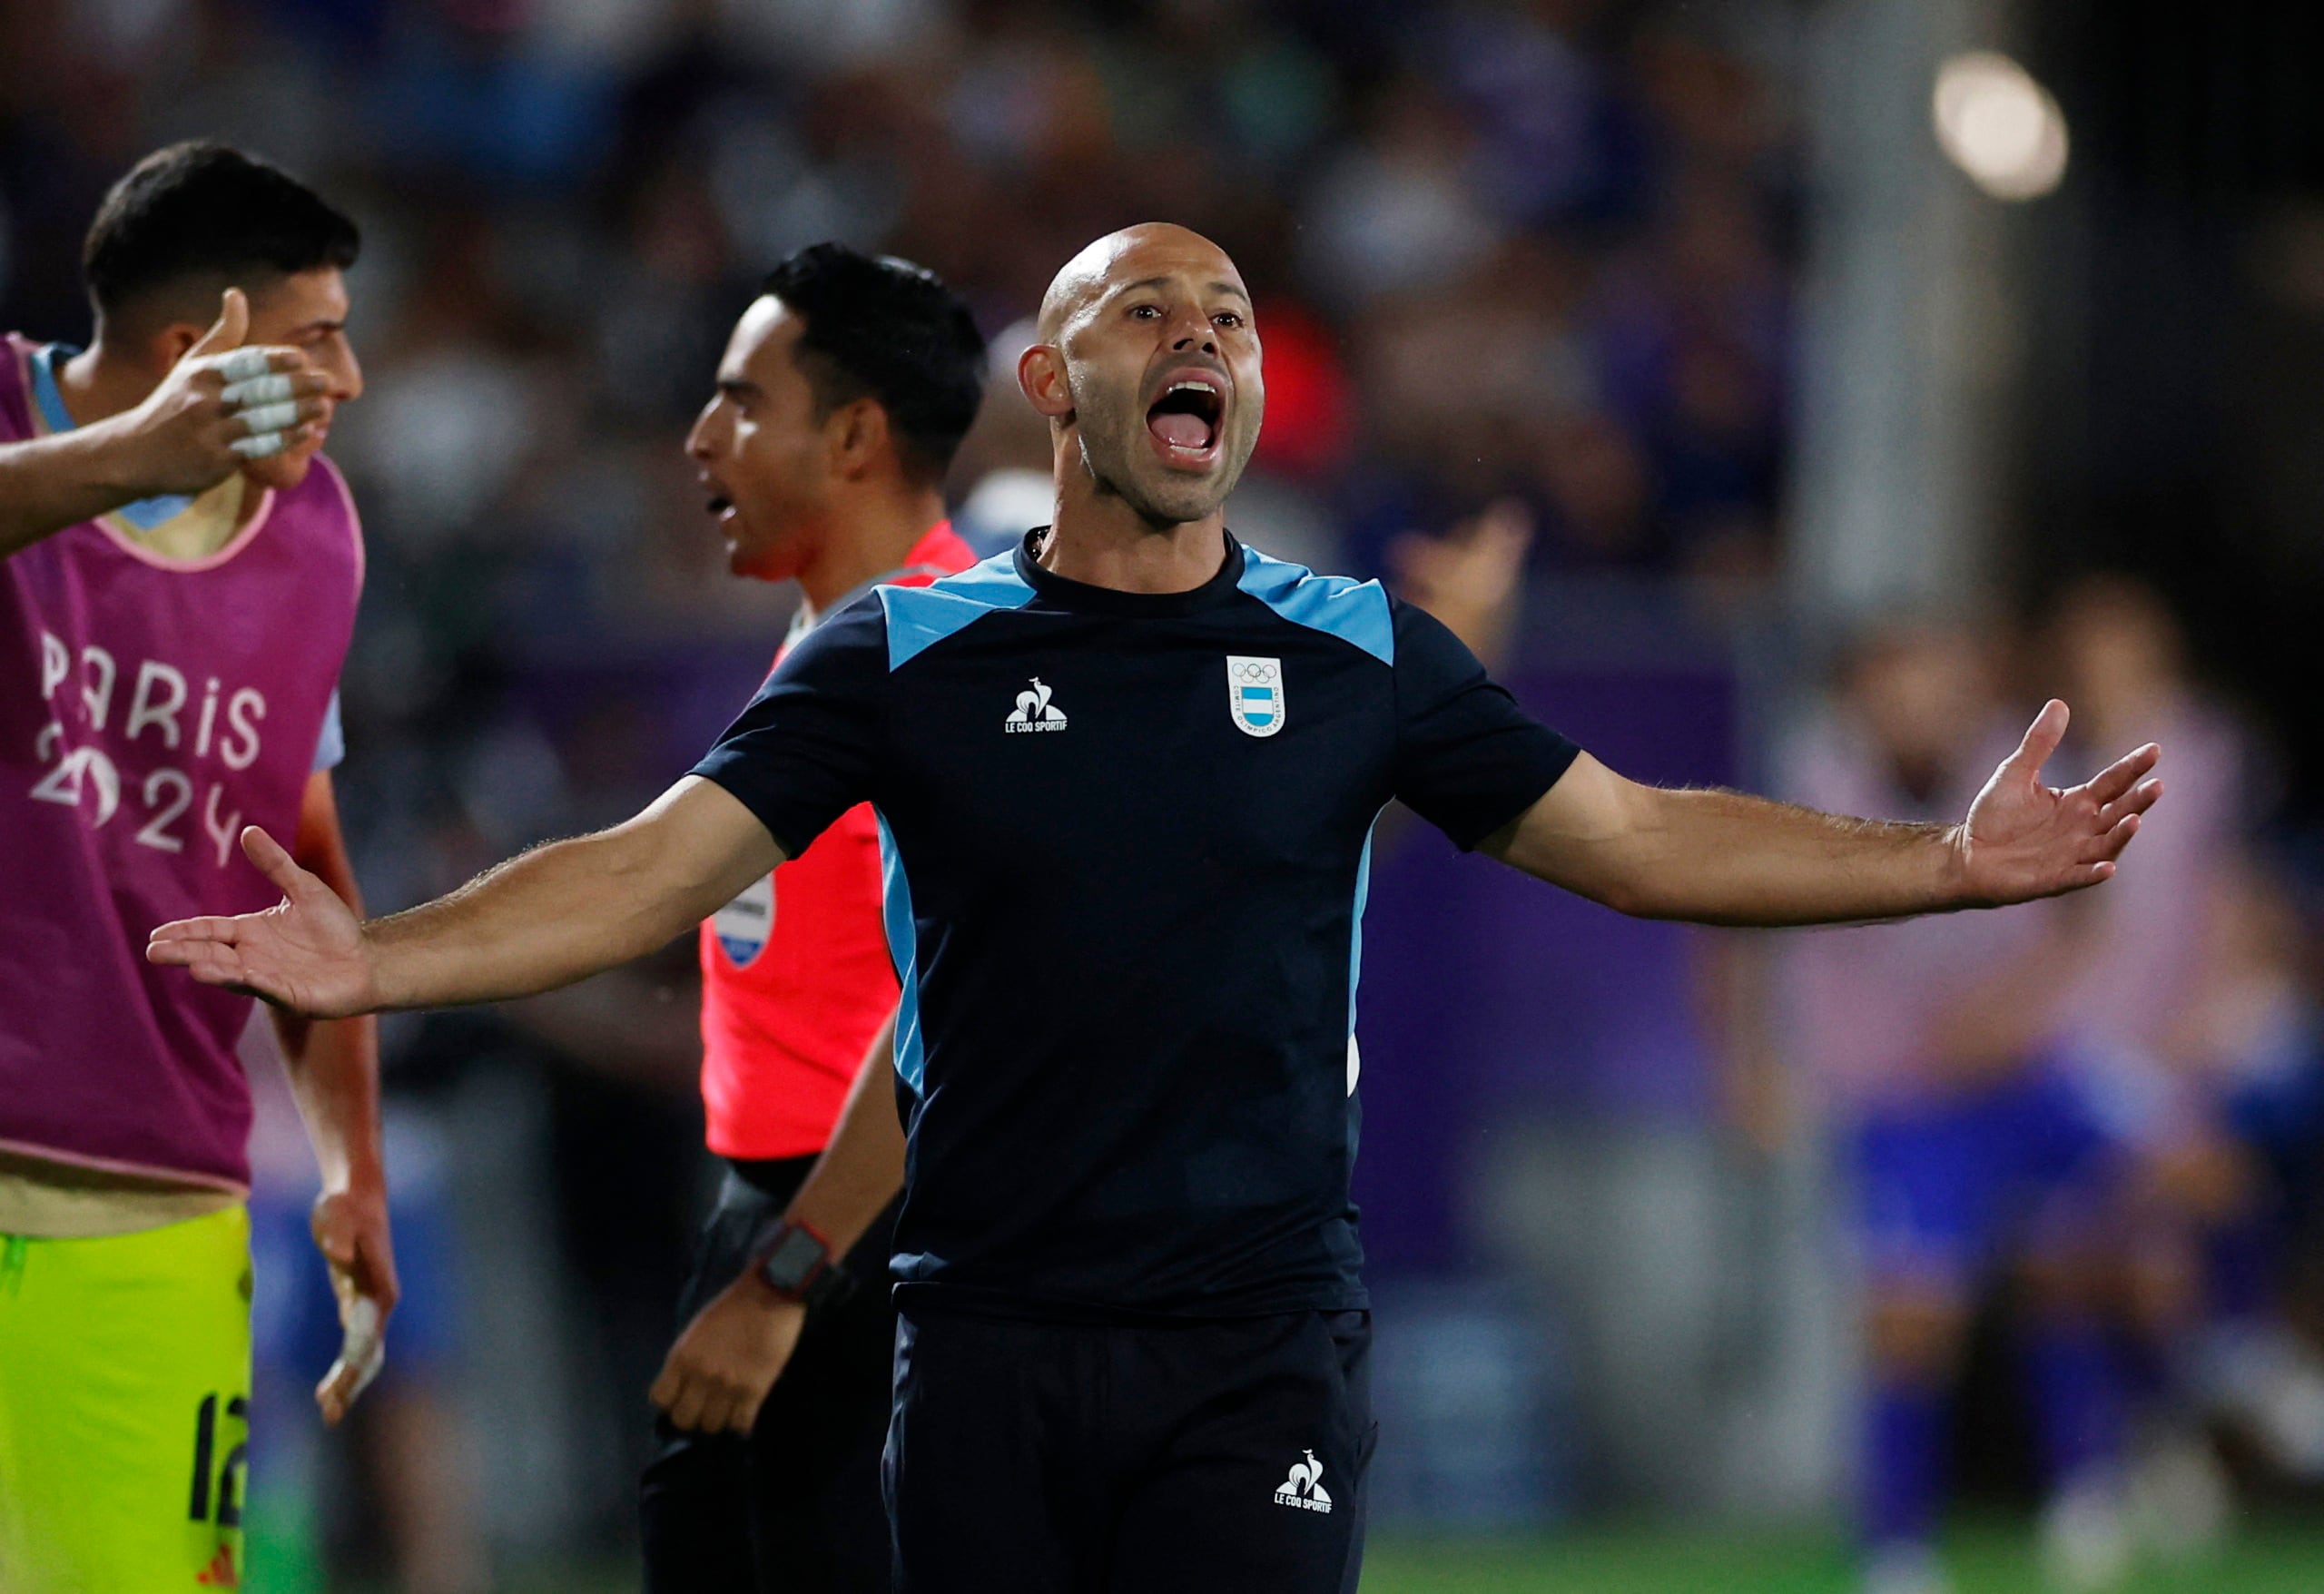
[
  {"x1": 273, "y1": 1009, "x2": 386, "y2": 1191},
  {"x1": 1501, "y1": 771, "x2": 1970, "y2": 928},
  {"x1": 781, "y1": 1015, "x2": 907, "y2": 1261},
  {"x1": 1499, "y1": 712, "x2": 2156, "y2": 929},
  {"x1": 0, "y1": 424, "x2": 150, "y2": 556},
  {"x1": 147, "y1": 776, "x2": 782, "y2": 1019},
  {"x1": 1614, "y1": 787, "x2": 1965, "y2": 925},
  {"x1": 369, "y1": 819, "x2": 747, "y2": 1010}
]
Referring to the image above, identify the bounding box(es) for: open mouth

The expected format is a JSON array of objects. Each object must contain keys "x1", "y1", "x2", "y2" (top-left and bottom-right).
[{"x1": 1146, "y1": 375, "x2": 1224, "y2": 464}]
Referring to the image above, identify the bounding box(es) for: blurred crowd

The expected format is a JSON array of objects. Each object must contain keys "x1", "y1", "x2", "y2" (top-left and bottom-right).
[
  {"x1": 1732, "y1": 577, "x2": 2324, "y2": 1590},
  {"x1": 8, "y1": 2, "x2": 2324, "y2": 1591}
]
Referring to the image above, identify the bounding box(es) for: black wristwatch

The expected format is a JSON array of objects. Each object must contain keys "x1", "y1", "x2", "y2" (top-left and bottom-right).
[{"x1": 753, "y1": 1218, "x2": 854, "y2": 1313}]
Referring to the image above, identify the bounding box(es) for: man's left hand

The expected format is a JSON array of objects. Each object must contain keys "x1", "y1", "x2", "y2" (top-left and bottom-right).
[
  {"x1": 1956, "y1": 700, "x2": 2162, "y2": 906},
  {"x1": 650, "y1": 1275, "x2": 807, "y2": 1435},
  {"x1": 310, "y1": 1185, "x2": 398, "y2": 1425}
]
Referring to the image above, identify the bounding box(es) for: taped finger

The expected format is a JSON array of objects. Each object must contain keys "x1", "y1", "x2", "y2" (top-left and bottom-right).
[
  {"x1": 222, "y1": 373, "x2": 296, "y2": 406},
  {"x1": 217, "y1": 347, "x2": 274, "y2": 382},
  {"x1": 231, "y1": 431, "x2": 287, "y2": 460},
  {"x1": 234, "y1": 399, "x2": 301, "y2": 434},
  {"x1": 339, "y1": 1294, "x2": 387, "y2": 1402}
]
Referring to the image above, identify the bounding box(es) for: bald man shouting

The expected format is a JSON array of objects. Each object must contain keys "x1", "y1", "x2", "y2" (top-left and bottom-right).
[{"x1": 150, "y1": 225, "x2": 2163, "y2": 1592}]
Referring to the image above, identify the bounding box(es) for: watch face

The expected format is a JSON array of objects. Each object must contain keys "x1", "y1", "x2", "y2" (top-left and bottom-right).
[{"x1": 760, "y1": 1226, "x2": 825, "y2": 1293}]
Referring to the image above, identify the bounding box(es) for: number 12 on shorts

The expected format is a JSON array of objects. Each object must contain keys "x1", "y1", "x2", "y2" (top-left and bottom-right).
[{"x1": 188, "y1": 1392, "x2": 248, "y2": 1526}]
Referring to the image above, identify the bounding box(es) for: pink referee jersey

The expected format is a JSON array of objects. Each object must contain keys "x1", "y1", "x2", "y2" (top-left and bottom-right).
[
  {"x1": 697, "y1": 521, "x2": 976, "y2": 1160},
  {"x1": 0, "y1": 334, "x2": 363, "y2": 1192}
]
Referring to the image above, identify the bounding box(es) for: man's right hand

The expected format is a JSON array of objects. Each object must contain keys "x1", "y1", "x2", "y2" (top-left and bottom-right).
[
  {"x1": 108, "y1": 289, "x2": 333, "y2": 497},
  {"x1": 147, "y1": 824, "x2": 380, "y2": 1018}
]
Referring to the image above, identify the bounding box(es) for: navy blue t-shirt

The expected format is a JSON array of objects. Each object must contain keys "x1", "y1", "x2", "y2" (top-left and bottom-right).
[{"x1": 694, "y1": 532, "x2": 1579, "y2": 1319}]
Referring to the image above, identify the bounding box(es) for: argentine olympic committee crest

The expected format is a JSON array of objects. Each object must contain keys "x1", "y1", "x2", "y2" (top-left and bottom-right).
[{"x1": 1226, "y1": 655, "x2": 1285, "y2": 738}]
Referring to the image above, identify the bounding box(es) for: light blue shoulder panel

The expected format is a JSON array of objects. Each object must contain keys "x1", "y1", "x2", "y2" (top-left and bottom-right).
[
  {"x1": 1236, "y1": 546, "x2": 1394, "y2": 665},
  {"x1": 880, "y1": 552, "x2": 1038, "y2": 671}
]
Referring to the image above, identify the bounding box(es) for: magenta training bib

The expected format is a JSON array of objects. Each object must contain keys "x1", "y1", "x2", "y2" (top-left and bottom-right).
[{"x1": 0, "y1": 334, "x2": 363, "y2": 1190}]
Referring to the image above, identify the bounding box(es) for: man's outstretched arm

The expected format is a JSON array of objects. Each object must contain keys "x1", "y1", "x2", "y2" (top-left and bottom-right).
[
  {"x1": 1485, "y1": 701, "x2": 2162, "y2": 926},
  {"x1": 147, "y1": 775, "x2": 784, "y2": 1016}
]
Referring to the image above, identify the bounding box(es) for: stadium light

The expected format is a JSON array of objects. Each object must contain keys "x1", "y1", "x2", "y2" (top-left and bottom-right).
[{"x1": 1932, "y1": 51, "x2": 2068, "y2": 202}]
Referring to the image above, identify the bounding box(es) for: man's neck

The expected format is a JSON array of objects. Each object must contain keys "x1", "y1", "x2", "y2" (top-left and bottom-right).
[
  {"x1": 1040, "y1": 467, "x2": 1229, "y2": 594},
  {"x1": 794, "y1": 487, "x2": 949, "y2": 617},
  {"x1": 57, "y1": 340, "x2": 159, "y2": 429},
  {"x1": 54, "y1": 338, "x2": 256, "y2": 557}
]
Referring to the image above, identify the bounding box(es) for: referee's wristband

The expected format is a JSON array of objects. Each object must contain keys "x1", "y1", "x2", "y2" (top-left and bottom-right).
[{"x1": 751, "y1": 1218, "x2": 854, "y2": 1314}]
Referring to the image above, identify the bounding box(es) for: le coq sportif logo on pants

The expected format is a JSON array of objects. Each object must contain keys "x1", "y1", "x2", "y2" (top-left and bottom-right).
[{"x1": 1274, "y1": 1449, "x2": 1332, "y2": 1512}]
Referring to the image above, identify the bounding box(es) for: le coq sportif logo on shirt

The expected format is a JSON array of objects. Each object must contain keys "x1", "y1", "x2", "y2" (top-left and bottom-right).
[{"x1": 1004, "y1": 676, "x2": 1068, "y2": 733}]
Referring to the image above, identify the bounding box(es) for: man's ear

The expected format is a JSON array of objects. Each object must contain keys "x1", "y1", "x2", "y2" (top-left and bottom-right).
[
  {"x1": 829, "y1": 398, "x2": 893, "y2": 481},
  {"x1": 149, "y1": 320, "x2": 212, "y2": 373},
  {"x1": 1019, "y1": 344, "x2": 1074, "y2": 424}
]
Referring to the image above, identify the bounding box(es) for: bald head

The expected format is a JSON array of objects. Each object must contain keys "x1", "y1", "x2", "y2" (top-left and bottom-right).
[
  {"x1": 1018, "y1": 221, "x2": 1264, "y2": 530},
  {"x1": 1036, "y1": 223, "x2": 1244, "y2": 342}
]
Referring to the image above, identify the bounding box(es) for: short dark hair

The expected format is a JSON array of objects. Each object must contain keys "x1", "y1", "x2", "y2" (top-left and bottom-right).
[
  {"x1": 763, "y1": 243, "x2": 987, "y2": 486},
  {"x1": 84, "y1": 142, "x2": 360, "y2": 319}
]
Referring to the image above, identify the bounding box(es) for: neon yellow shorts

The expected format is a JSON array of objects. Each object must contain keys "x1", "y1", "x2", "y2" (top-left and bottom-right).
[{"x1": 0, "y1": 1205, "x2": 253, "y2": 1593}]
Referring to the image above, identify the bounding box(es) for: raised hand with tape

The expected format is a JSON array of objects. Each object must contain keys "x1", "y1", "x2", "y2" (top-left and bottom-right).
[{"x1": 114, "y1": 286, "x2": 336, "y2": 491}]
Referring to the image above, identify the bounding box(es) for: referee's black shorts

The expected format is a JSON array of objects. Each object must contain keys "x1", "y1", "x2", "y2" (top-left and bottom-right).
[
  {"x1": 884, "y1": 1303, "x2": 1374, "y2": 1594},
  {"x1": 641, "y1": 1156, "x2": 900, "y2": 1594}
]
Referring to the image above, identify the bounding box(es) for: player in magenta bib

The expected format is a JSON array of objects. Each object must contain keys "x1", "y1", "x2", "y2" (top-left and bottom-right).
[{"x1": 0, "y1": 143, "x2": 394, "y2": 1593}]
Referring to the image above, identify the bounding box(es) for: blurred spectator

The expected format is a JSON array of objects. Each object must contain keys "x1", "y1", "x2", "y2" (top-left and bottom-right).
[
  {"x1": 2050, "y1": 574, "x2": 2261, "y2": 1063},
  {"x1": 1773, "y1": 619, "x2": 2136, "y2": 1594},
  {"x1": 2039, "y1": 578, "x2": 2324, "y2": 1520},
  {"x1": 1299, "y1": 73, "x2": 1502, "y2": 309},
  {"x1": 1387, "y1": 497, "x2": 1535, "y2": 671},
  {"x1": 2158, "y1": 853, "x2": 2324, "y2": 1490}
]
